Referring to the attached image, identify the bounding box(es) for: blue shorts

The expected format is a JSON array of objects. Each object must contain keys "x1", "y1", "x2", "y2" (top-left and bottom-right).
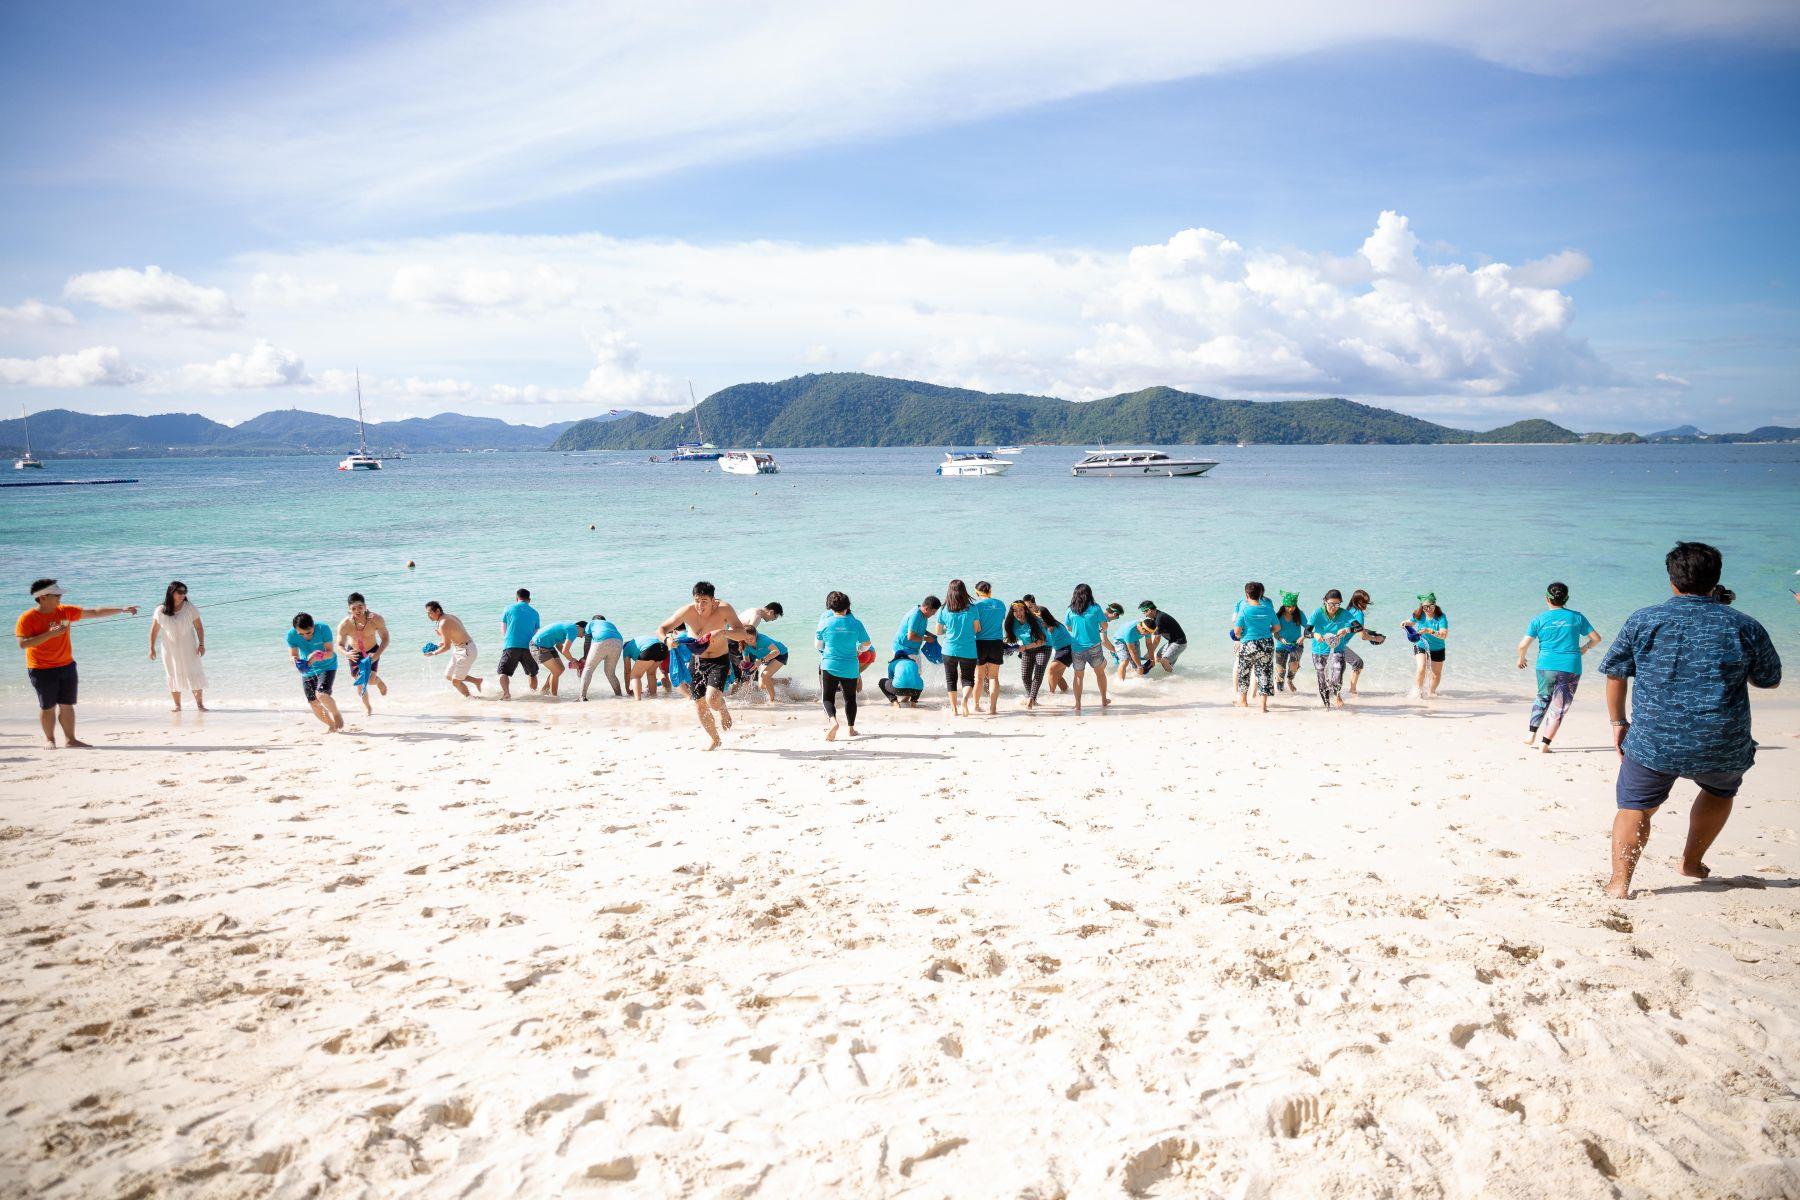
[{"x1": 1615, "y1": 754, "x2": 1745, "y2": 811}]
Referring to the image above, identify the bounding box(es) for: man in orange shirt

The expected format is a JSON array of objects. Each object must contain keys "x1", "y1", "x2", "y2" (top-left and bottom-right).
[{"x1": 16, "y1": 578, "x2": 138, "y2": 749}]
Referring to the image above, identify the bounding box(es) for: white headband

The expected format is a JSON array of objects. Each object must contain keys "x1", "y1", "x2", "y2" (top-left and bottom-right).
[{"x1": 31, "y1": 583, "x2": 63, "y2": 599}]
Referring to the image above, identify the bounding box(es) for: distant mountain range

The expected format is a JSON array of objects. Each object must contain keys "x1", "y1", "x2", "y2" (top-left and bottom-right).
[
  {"x1": 551, "y1": 374, "x2": 1679, "y2": 450},
  {"x1": 0, "y1": 407, "x2": 636, "y2": 457},
  {"x1": 6, "y1": 376, "x2": 1796, "y2": 457}
]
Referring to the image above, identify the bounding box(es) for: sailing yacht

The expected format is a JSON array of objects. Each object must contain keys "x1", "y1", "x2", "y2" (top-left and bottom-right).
[
  {"x1": 337, "y1": 371, "x2": 382, "y2": 471},
  {"x1": 13, "y1": 407, "x2": 44, "y2": 469},
  {"x1": 671, "y1": 381, "x2": 721, "y2": 461}
]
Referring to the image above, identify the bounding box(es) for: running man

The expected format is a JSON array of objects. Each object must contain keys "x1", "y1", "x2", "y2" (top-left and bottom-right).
[
  {"x1": 16, "y1": 578, "x2": 137, "y2": 749},
  {"x1": 658, "y1": 581, "x2": 753, "y2": 749},
  {"x1": 424, "y1": 601, "x2": 484, "y2": 697},
  {"x1": 1600, "y1": 542, "x2": 1781, "y2": 898},
  {"x1": 337, "y1": 592, "x2": 391, "y2": 716},
  {"x1": 1517, "y1": 582, "x2": 1602, "y2": 752},
  {"x1": 496, "y1": 588, "x2": 540, "y2": 700},
  {"x1": 1137, "y1": 601, "x2": 1188, "y2": 674},
  {"x1": 286, "y1": 611, "x2": 344, "y2": 733},
  {"x1": 529, "y1": 618, "x2": 587, "y2": 699}
]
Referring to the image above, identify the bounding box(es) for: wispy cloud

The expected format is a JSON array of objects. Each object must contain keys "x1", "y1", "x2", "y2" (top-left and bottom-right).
[
  {"x1": 0, "y1": 346, "x2": 141, "y2": 387},
  {"x1": 0, "y1": 299, "x2": 77, "y2": 328},
  {"x1": 127, "y1": 0, "x2": 1800, "y2": 217}
]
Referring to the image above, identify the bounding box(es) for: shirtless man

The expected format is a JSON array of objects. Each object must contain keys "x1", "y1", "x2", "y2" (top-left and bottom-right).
[
  {"x1": 337, "y1": 592, "x2": 391, "y2": 716},
  {"x1": 658, "y1": 580, "x2": 753, "y2": 750},
  {"x1": 424, "y1": 601, "x2": 484, "y2": 698}
]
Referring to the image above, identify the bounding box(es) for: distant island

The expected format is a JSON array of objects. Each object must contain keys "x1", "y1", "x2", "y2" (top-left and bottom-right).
[
  {"x1": 551, "y1": 373, "x2": 1769, "y2": 451},
  {"x1": 6, "y1": 373, "x2": 1796, "y2": 457}
]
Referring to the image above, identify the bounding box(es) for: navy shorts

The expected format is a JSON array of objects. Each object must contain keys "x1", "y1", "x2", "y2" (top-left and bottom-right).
[
  {"x1": 1616, "y1": 754, "x2": 1745, "y2": 811},
  {"x1": 976, "y1": 639, "x2": 1005, "y2": 666},
  {"x1": 28, "y1": 662, "x2": 78, "y2": 709}
]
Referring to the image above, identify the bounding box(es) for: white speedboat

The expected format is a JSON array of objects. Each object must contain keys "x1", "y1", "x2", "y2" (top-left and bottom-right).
[
  {"x1": 937, "y1": 451, "x2": 1013, "y2": 477},
  {"x1": 996, "y1": 445, "x2": 1022, "y2": 456},
  {"x1": 13, "y1": 407, "x2": 44, "y2": 469},
  {"x1": 1071, "y1": 449, "x2": 1218, "y2": 478},
  {"x1": 337, "y1": 370, "x2": 382, "y2": 471},
  {"x1": 721, "y1": 450, "x2": 779, "y2": 475}
]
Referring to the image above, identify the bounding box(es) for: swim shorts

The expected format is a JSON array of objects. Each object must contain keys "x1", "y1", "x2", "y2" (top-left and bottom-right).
[
  {"x1": 1070, "y1": 644, "x2": 1107, "y2": 670},
  {"x1": 302, "y1": 668, "x2": 336, "y2": 702},
  {"x1": 1616, "y1": 754, "x2": 1745, "y2": 811},
  {"x1": 497, "y1": 647, "x2": 538, "y2": 677},
  {"x1": 1413, "y1": 646, "x2": 1446, "y2": 663},
  {"x1": 28, "y1": 662, "x2": 78, "y2": 709},
  {"x1": 347, "y1": 650, "x2": 380, "y2": 675},
  {"x1": 531, "y1": 644, "x2": 561, "y2": 665},
  {"x1": 689, "y1": 655, "x2": 731, "y2": 698},
  {"x1": 976, "y1": 639, "x2": 1005, "y2": 667},
  {"x1": 1052, "y1": 646, "x2": 1073, "y2": 667},
  {"x1": 445, "y1": 642, "x2": 476, "y2": 681},
  {"x1": 1155, "y1": 640, "x2": 1188, "y2": 668}
]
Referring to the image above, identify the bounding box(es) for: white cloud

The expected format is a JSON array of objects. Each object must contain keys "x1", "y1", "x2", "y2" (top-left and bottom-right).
[
  {"x1": 177, "y1": 340, "x2": 310, "y2": 389},
  {"x1": 249, "y1": 272, "x2": 340, "y2": 306},
  {"x1": 1655, "y1": 372, "x2": 1691, "y2": 388},
  {"x1": 0, "y1": 299, "x2": 77, "y2": 327},
  {"x1": 0, "y1": 346, "x2": 141, "y2": 387},
  {"x1": 63, "y1": 265, "x2": 241, "y2": 327},
  {"x1": 128, "y1": 1, "x2": 1800, "y2": 216},
  {"x1": 1510, "y1": 249, "x2": 1592, "y2": 288},
  {"x1": 388, "y1": 263, "x2": 579, "y2": 311},
  {"x1": 1071, "y1": 211, "x2": 1615, "y2": 398}
]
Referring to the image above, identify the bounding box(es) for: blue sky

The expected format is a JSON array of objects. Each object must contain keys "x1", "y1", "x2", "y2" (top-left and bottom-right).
[{"x1": 2, "y1": 1, "x2": 1797, "y2": 430}]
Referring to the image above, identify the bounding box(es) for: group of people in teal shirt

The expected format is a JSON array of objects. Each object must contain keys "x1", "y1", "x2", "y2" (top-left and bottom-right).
[{"x1": 1223, "y1": 583, "x2": 1450, "y2": 711}]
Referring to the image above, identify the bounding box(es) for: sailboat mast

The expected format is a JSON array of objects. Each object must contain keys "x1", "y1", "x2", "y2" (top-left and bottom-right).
[
  {"x1": 355, "y1": 368, "x2": 369, "y2": 454},
  {"x1": 689, "y1": 381, "x2": 705, "y2": 444},
  {"x1": 20, "y1": 407, "x2": 29, "y2": 458}
]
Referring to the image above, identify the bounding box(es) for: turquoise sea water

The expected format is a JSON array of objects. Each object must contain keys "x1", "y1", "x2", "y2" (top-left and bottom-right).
[{"x1": 3, "y1": 445, "x2": 1797, "y2": 706}]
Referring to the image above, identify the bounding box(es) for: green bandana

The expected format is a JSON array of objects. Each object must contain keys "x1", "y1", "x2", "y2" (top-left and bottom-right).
[
  {"x1": 1417, "y1": 592, "x2": 1436, "y2": 605},
  {"x1": 1279, "y1": 591, "x2": 1299, "y2": 607}
]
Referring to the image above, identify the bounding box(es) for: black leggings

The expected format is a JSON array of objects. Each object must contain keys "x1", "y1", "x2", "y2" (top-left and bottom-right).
[
  {"x1": 1017, "y1": 645, "x2": 1051, "y2": 702},
  {"x1": 943, "y1": 655, "x2": 976, "y2": 693},
  {"x1": 821, "y1": 670, "x2": 858, "y2": 725}
]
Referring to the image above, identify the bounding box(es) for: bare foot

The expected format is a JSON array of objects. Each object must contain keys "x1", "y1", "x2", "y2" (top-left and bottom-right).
[
  {"x1": 472, "y1": 679, "x2": 484, "y2": 692},
  {"x1": 195, "y1": 701, "x2": 208, "y2": 711},
  {"x1": 42, "y1": 740, "x2": 57, "y2": 750},
  {"x1": 170, "y1": 704, "x2": 180, "y2": 712},
  {"x1": 847, "y1": 727, "x2": 859, "y2": 738},
  {"x1": 1538, "y1": 742, "x2": 1551, "y2": 754},
  {"x1": 826, "y1": 720, "x2": 839, "y2": 742},
  {"x1": 65, "y1": 738, "x2": 93, "y2": 748},
  {"x1": 1524, "y1": 734, "x2": 1538, "y2": 746},
  {"x1": 1101, "y1": 696, "x2": 1112, "y2": 708},
  {"x1": 1604, "y1": 879, "x2": 1632, "y2": 899},
  {"x1": 719, "y1": 709, "x2": 733, "y2": 731},
  {"x1": 1679, "y1": 858, "x2": 1711, "y2": 880}
]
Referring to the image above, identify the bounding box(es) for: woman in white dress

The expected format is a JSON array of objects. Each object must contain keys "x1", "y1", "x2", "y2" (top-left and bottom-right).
[{"x1": 148, "y1": 581, "x2": 207, "y2": 711}]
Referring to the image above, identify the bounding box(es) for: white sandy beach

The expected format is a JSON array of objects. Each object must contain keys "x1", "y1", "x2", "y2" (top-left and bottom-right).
[{"x1": 2, "y1": 679, "x2": 1797, "y2": 1198}]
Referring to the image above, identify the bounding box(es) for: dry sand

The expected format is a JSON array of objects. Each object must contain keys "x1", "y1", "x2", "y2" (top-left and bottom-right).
[{"x1": 2, "y1": 677, "x2": 1797, "y2": 1198}]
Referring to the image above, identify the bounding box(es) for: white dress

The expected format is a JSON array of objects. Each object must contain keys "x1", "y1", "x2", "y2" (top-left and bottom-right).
[{"x1": 154, "y1": 603, "x2": 206, "y2": 693}]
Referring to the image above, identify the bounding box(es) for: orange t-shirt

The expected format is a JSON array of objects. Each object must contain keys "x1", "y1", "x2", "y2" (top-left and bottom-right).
[{"x1": 16, "y1": 605, "x2": 82, "y2": 669}]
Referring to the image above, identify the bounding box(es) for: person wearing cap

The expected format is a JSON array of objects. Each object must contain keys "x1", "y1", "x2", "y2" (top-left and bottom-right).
[
  {"x1": 1517, "y1": 581, "x2": 1603, "y2": 752},
  {"x1": 1136, "y1": 601, "x2": 1188, "y2": 673},
  {"x1": 16, "y1": 578, "x2": 138, "y2": 749}
]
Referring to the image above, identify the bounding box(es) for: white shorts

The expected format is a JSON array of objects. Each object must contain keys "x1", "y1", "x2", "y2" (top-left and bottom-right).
[{"x1": 446, "y1": 641, "x2": 477, "y2": 681}]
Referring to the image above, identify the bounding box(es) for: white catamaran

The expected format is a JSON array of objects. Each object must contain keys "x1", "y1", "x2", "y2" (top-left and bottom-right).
[
  {"x1": 337, "y1": 371, "x2": 382, "y2": 471},
  {"x1": 13, "y1": 407, "x2": 44, "y2": 470},
  {"x1": 672, "y1": 381, "x2": 722, "y2": 461}
]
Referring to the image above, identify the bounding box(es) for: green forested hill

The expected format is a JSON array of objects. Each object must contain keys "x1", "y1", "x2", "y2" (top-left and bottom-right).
[{"x1": 551, "y1": 373, "x2": 1599, "y2": 450}]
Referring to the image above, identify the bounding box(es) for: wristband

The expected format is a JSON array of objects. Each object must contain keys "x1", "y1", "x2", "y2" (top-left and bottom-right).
[{"x1": 1610, "y1": 720, "x2": 1629, "y2": 728}]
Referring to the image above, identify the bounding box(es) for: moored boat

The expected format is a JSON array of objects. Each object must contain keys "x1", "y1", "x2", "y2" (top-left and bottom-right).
[
  {"x1": 1070, "y1": 450, "x2": 1217, "y2": 478},
  {"x1": 721, "y1": 450, "x2": 779, "y2": 475},
  {"x1": 937, "y1": 451, "x2": 1013, "y2": 477}
]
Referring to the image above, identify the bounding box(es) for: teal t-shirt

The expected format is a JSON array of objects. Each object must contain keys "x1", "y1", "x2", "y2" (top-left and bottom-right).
[
  {"x1": 286, "y1": 625, "x2": 337, "y2": 675},
  {"x1": 1415, "y1": 612, "x2": 1448, "y2": 651},
  {"x1": 1274, "y1": 615, "x2": 1304, "y2": 649},
  {"x1": 1112, "y1": 620, "x2": 1144, "y2": 648},
  {"x1": 1006, "y1": 614, "x2": 1042, "y2": 645},
  {"x1": 1235, "y1": 598, "x2": 1278, "y2": 641},
  {"x1": 972, "y1": 597, "x2": 1008, "y2": 643},
  {"x1": 893, "y1": 608, "x2": 930, "y2": 654},
  {"x1": 1064, "y1": 605, "x2": 1108, "y2": 650},
  {"x1": 748, "y1": 632, "x2": 788, "y2": 660},
  {"x1": 532, "y1": 621, "x2": 578, "y2": 649},
  {"x1": 816, "y1": 612, "x2": 870, "y2": 678},
  {"x1": 936, "y1": 608, "x2": 978, "y2": 658},
  {"x1": 502, "y1": 601, "x2": 540, "y2": 649},
  {"x1": 1045, "y1": 622, "x2": 1073, "y2": 652},
  {"x1": 586, "y1": 619, "x2": 622, "y2": 643},
  {"x1": 622, "y1": 638, "x2": 641, "y2": 660},
  {"x1": 1307, "y1": 606, "x2": 1358, "y2": 655},
  {"x1": 1527, "y1": 607, "x2": 1593, "y2": 674},
  {"x1": 889, "y1": 656, "x2": 924, "y2": 691}
]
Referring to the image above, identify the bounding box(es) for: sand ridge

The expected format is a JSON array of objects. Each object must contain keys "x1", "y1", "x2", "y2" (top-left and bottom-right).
[{"x1": 1, "y1": 684, "x2": 1797, "y2": 1197}]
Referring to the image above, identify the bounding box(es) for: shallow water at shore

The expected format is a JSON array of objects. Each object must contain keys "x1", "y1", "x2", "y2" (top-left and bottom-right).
[{"x1": 3, "y1": 443, "x2": 1796, "y2": 705}]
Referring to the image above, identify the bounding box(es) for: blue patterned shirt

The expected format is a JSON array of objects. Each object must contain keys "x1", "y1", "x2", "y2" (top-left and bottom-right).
[{"x1": 1599, "y1": 594, "x2": 1781, "y2": 774}]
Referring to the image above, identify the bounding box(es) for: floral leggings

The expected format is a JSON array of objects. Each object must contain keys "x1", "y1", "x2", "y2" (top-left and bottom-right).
[
  {"x1": 1529, "y1": 670, "x2": 1581, "y2": 740},
  {"x1": 1312, "y1": 651, "x2": 1346, "y2": 707},
  {"x1": 1235, "y1": 637, "x2": 1275, "y2": 696}
]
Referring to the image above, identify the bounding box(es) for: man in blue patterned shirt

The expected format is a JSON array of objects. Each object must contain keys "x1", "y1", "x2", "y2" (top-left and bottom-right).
[{"x1": 1599, "y1": 542, "x2": 1782, "y2": 899}]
